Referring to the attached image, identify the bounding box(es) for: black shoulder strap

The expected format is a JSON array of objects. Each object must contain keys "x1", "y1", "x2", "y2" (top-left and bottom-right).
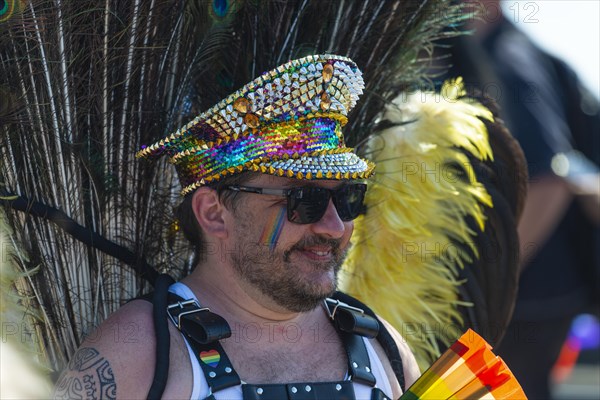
[
  {"x1": 331, "y1": 291, "x2": 406, "y2": 392},
  {"x1": 166, "y1": 292, "x2": 241, "y2": 393},
  {"x1": 146, "y1": 273, "x2": 175, "y2": 400},
  {"x1": 139, "y1": 275, "x2": 241, "y2": 399}
]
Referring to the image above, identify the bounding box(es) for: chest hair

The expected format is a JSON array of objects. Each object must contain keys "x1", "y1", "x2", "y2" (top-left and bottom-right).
[{"x1": 222, "y1": 324, "x2": 348, "y2": 383}]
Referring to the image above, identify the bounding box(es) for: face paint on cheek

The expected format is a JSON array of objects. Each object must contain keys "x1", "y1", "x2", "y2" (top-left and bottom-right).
[{"x1": 259, "y1": 206, "x2": 287, "y2": 251}]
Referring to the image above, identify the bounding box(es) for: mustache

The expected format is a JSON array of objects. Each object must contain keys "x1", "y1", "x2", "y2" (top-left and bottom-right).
[
  {"x1": 292, "y1": 236, "x2": 342, "y2": 251},
  {"x1": 284, "y1": 236, "x2": 345, "y2": 262}
]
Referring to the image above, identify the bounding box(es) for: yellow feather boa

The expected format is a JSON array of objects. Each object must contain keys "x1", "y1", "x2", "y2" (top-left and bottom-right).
[{"x1": 340, "y1": 79, "x2": 494, "y2": 369}]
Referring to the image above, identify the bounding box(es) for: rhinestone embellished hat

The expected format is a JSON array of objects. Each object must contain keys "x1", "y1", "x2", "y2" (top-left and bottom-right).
[{"x1": 137, "y1": 54, "x2": 375, "y2": 195}]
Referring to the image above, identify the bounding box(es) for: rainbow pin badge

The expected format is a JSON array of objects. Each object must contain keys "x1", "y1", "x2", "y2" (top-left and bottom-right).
[{"x1": 200, "y1": 349, "x2": 221, "y2": 368}]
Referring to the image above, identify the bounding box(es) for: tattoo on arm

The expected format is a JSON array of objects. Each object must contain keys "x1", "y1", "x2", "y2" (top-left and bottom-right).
[{"x1": 54, "y1": 347, "x2": 117, "y2": 400}]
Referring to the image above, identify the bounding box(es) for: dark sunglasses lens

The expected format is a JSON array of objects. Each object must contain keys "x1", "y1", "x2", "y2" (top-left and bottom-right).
[
  {"x1": 287, "y1": 187, "x2": 330, "y2": 224},
  {"x1": 332, "y1": 184, "x2": 367, "y2": 221}
]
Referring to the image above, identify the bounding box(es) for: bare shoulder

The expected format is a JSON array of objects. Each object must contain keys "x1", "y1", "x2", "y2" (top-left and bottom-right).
[
  {"x1": 53, "y1": 300, "x2": 157, "y2": 399},
  {"x1": 368, "y1": 316, "x2": 421, "y2": 397}
]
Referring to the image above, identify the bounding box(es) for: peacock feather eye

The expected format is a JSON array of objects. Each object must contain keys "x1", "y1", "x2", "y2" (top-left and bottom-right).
[
  {"x1": 217, "y1": 69, "x2": 234, "y2": 89},
  {"x1": 212, "y1": 0, "x2": 229, "y2": 19},
  {"x1": 1, "y1": 0, "x2": 13, "y2": 22},
  {"x1": 0, "y1": 0, "x2": 27, "y2": 23}
]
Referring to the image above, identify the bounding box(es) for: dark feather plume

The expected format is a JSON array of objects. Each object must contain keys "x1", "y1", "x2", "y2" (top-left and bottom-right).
[{"x1": 457, "y1": 100, "x2": 528, "y2": 347}]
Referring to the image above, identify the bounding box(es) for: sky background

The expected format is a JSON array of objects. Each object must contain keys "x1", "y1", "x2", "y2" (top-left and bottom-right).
[{"x1": 501, "y1": 0, "x2": 600, "y2": 98}]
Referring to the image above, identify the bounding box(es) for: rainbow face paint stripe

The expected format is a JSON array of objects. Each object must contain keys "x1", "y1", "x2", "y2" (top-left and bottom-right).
[{"x1": 260, "y1": 206, "x2": 286, "y2": 251}]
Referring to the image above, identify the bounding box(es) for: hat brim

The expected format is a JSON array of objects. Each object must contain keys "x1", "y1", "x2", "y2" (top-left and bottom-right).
[
  {"x1": 181, "y1": 150, "x2": 375, "y2": 195},
  {"x1": 257, "y1": 151, "x2": 375, "y2": 181}
]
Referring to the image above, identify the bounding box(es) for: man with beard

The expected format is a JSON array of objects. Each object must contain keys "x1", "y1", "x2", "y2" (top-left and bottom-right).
[{"x1": 54, "y1": 55, "x2": 420, "y2": 400}]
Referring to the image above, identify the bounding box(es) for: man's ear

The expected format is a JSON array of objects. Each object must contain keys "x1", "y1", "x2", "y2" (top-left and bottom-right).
[{"x1": 191, "y1": 187, "x2": 228, "y2": 238}]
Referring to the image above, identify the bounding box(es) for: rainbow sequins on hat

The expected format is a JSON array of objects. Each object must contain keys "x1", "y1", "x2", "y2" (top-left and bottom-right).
[{"x1": 136, "y1": 54, "x2": 375, "y2": 195}]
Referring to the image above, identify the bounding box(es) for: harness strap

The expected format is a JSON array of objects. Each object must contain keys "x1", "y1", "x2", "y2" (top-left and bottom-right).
[
  {"x1": 331, "y1": 292, "x2": 406, "y2": 392},
  {"x1": 242, "y1": 381, "x2": 355, "y2": 400},
  {"x1": 141, "y1": 275, "x2": 404, "y2": 399},
  {"x1": 324, "y1": 298, "x2": 380, "y2": 338},
  {"x1": 241, "y1": 379, "x2": 392, "y2": 400},
  {"x1": 147, "y1": 274, "x2": 175, "y2": 400},
  {"x1": 371, "y1": 387, "x2": 392, "y2": 400},
  {"x1": 168, "y1": 295, "x2": 378, "y2": 397},
  {"x1": 168, "y1": 293, "x2": 242, "y2": 393},
  {"x1": 341, "y1": 331, "x2": 376, "y2": 386},
  {"x1": 167, "y1": 298, "x2": 231, "y2": 344},
  {"x1": 173, "y1": 291, "x2": 377, "y2": 396}
]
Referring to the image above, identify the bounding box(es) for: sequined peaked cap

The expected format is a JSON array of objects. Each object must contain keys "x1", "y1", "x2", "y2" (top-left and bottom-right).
[{"x1": 137, "y1": 54, "x2": 375, "y2": 195}]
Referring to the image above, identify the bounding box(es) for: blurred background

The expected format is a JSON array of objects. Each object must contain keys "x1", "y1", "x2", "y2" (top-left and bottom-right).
[
  {"x1": 505, "y1": 0, "x2": 599, "y2": 99},
  {"x1": 500, "y1": 1, "x2": 599, "y2": 398}
]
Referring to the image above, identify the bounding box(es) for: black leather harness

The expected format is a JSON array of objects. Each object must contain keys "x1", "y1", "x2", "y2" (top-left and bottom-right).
[{"x1": 144, "y1": 274, "x2": 405, "y2": 400}]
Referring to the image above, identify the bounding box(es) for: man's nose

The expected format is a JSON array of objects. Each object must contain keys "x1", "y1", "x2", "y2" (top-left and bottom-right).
[{"x1": 310, "y1": 199, "x2": 347, "y2": 238}]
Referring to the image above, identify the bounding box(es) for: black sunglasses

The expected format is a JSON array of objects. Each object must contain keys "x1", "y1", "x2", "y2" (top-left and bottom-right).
[{"x1": 226, "y1": 183, "x2": 367, "y2": 224}]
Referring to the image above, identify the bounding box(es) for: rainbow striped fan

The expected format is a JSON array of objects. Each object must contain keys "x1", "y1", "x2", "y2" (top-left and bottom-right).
[{"x1": 401, "y1": 329, "x2": 527, "y2": 399}]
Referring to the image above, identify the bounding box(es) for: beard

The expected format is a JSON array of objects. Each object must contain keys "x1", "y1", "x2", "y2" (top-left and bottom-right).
[{"x1": 230, "y1": 231, "x2": 347, "y2": 313}]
